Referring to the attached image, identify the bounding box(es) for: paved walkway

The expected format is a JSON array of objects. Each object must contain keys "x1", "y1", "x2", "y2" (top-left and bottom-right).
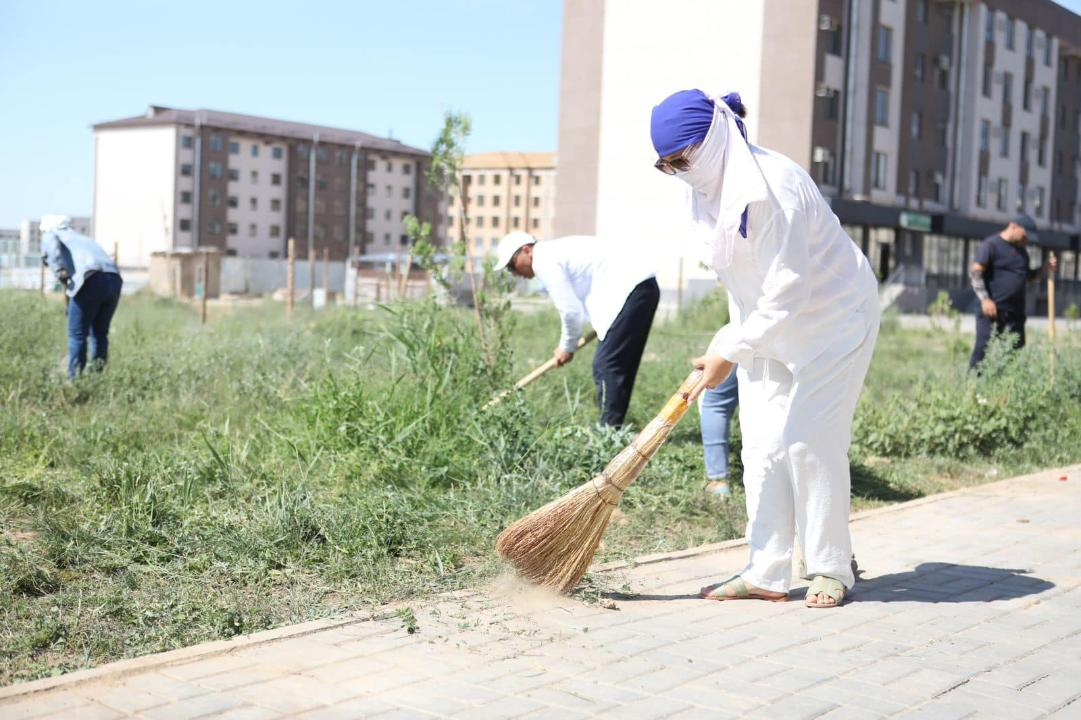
[{"x1": 3, "y1": 466, "x2": 1080, "y2": 720}]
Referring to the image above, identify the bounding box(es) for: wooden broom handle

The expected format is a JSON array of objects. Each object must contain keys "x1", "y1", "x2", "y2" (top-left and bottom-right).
[{"x1": 485, "y1": 330, "x2": 598, "y2": 408}]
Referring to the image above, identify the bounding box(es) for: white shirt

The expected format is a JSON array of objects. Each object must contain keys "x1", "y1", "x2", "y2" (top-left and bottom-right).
[
  {"x1": 707, "y1": 147, "x2": 879, "y2": 371},
  {"x1": 531, "y1": 236, "x2": 656, "y2": 353}
]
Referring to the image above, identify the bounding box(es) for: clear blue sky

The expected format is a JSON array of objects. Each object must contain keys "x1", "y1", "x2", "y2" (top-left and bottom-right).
[
  {"x1": 0, "y1": 0, "x2": 563, "y2": 227},
  {"x1": 5, "y1": 1, "x2": 1081, "y2": 229}
]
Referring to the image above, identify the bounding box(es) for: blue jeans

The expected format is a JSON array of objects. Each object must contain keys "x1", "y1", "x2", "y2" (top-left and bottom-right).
[
  {"x1": 700, "y1": 369, "x2": 739, "y2": 480},
  {"x1": 67, "y1": 271, "x2": 122, "y2": 378}
]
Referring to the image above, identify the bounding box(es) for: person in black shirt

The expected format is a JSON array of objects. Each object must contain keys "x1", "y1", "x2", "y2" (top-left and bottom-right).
[{"x1": 969, "y1": 214, "x2": 1057, "y2": 369}]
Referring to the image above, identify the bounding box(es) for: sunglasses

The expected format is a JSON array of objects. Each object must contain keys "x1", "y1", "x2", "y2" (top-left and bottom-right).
[{"x1": 654, "y1": 144, "x2": 697, "y2": 175}]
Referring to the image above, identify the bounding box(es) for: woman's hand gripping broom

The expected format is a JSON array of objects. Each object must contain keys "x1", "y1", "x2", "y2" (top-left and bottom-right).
[
  {"x1": 496, "y1": 368, "x2": 704, "y2": 593},
  {"x1": 485, "y1": 330, "x2": 598, "y2": 409}
]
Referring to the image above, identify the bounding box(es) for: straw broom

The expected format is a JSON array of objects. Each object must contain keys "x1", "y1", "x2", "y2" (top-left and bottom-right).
[
  {"x1": 485, "y1": 330, "x2": 598, "y2": 408},
  {"x1": 497, "y1": 368, "x2": 704, "y2": 593}
]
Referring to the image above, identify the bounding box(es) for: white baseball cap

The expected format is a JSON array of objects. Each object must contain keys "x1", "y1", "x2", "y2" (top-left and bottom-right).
[{"x1": 495, "y1": 232, "x2": 536, "y2": 270}]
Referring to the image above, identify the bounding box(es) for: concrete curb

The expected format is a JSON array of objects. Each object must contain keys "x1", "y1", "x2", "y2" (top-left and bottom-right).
[{"x1": 2, "y1": 463, "x2": 1076, "y2": 701}]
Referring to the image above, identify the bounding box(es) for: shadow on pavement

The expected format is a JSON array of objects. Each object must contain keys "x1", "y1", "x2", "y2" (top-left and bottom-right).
[{"x1": 604, "y1": 563, "x2": 1054, "y2": 604}]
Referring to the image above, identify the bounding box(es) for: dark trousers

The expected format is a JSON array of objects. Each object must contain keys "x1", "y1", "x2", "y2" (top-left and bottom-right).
[
  {"x1": 68, "y1": 272, "x2": 122, "y2": 378},
  {"x1": 969, "y1": 308, "x2": 1025, "y2": 369},
  {"x1": 592, "y1": 278, "x2": 660, "y2": 427}
]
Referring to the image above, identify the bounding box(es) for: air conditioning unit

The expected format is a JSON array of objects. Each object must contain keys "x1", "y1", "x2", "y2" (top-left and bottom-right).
[
  {"x1": 813, "y1": 146, "x2": 832, "y2": 163},
  {"x1": 815, "y1": 83, "x2": 837, "y2": 98},
  {"x1": 819, "y1": 14, "x2": 838, "y2": 31},
  {"x1": 937, "y1": 54, "x2": 951, "y2": 70}
]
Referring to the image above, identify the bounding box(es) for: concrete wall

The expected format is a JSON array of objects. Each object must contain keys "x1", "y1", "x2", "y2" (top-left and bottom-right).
[
  {"x1": 94, "y1": 126, "x2": 178, "y2": 267},
  {"x1": 219, "y1": 256, "x2": 347, "y2": 295}
]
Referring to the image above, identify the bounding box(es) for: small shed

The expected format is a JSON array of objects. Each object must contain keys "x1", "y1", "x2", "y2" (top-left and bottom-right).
[{"x1": 148, "y1": 248, "x2": 221, "y2": 299}]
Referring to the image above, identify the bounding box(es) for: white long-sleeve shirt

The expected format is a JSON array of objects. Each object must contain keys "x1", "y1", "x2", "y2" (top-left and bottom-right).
[
  {"x1": 707, "y1": 147, "x2": 879, "y2": 371},
  {"x1": 531, "y1": 236, "x2": 656, "y2": 353}
]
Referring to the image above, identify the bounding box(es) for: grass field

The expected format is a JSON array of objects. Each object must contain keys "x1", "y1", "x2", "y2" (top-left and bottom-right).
[{"x1": 2, "y1": 288, "x2": 1079, "y2": 685}]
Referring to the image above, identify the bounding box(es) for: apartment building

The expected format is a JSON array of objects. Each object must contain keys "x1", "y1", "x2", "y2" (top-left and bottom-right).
[
  {"x1": 92, "y1": 107, "x2": 443, "y2": 268},
  {"x1": 445, "y1": 152, "x2": 556, "y2": 257},
  {"x1": 0, "y1": 228, "x2": 20, "y2": 268},
  {"x1": 557, "y1": 0, "x2": 1081, "y2": 314}
]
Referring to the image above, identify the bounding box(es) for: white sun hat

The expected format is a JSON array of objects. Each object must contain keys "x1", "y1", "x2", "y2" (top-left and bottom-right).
[{"x1": 495, "y1": 231, "x2": 536, "y2": 270}]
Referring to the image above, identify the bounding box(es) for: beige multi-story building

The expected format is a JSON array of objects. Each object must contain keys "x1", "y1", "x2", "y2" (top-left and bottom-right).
[
  {"x1": 92, "y1": 106, "x2": 444, "y2": 268},
  {"x1": 557, "y1": 0, "x2": 1081, "y2": 314},
  {"x1": 446, "y1": 152, "x2": 556, "y2": 257}
]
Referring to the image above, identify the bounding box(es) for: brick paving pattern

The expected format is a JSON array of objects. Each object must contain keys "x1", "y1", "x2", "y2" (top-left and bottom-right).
[{"x1": 2, "y1": 466, "x2": 1079, "y2": 719}]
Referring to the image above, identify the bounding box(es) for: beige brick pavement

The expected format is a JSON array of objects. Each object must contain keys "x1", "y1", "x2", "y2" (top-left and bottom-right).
[{"x1": 2, "y1": 465, "x2": 1080, "y2": 719}]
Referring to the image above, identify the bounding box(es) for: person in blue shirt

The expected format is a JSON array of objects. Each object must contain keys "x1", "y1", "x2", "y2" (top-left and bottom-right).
[
  {"x1": 968, "y1": 214, "x2": 1056, "y2": 369},
  {"x1": 39, "y1": 216, "x2": 123, "y2": 378}
]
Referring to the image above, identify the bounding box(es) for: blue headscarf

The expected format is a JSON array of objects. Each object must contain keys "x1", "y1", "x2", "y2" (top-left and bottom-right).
[{"x1": 651, "y1": 90, "x2": 748, "y2": 157}]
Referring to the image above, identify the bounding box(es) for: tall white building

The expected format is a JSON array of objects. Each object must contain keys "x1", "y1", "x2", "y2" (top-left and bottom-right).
[{"x1": 92, "y1": 107, "x2": 443, "y2": 268}]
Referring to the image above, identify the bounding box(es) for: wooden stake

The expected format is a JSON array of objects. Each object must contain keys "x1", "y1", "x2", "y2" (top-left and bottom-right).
[
  {"x1": 322, "y1": 247, "x2": 329, "y2": 299},
  {"x1": 398, "y1": 252, "x2": 412, "y2": 299},
  {"x1": 1048, "y1": 251, "x2": 1056, "y2": 342},
  {"x1": 200, "y1": 250, "x2": 209, "y2": 325},
  {"x1": 40, "y1": 263, "x2": 45, "y2": 295},
  {"x1": 286, "y1": 238, "x2": 296, "y2": 318},
  {"x1": 309, "y1": 245, "x2": 316, "y2": 307}
]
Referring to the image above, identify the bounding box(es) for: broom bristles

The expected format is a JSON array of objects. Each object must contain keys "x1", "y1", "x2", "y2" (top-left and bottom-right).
[{"x1": 497, "y1": 369, "x2": 704, "y2": 593}]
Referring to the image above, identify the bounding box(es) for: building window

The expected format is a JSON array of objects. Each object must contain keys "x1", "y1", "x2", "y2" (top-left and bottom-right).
[
  {"x1": 911, "y1": 111, "x2": 922, "y2": 140},
  {"x1": 366, "y1": 182, "x2": 375, "y2": 196},
  {"x1": 381, "y1": 160, "x2": 390, "y2": 173},
  {"x1": 228, "y1": 141, "x2": 239, "y2": 155},
  {"x1": 872, "y1": 152, "x2": 888, "y2": 190},
  {"x1": 335, "y1": 150, "x2": 347, "y2": 168},
  {"x1": 209, "y1": 135, "x2": 223, "y2": 152},
  {"x1": 477, "y1": 195, "x2": 485, "y2": 207},
  {"x1": 914, "y1": 54, "x2": 925, "y2": 83},
  {"x1": 332, "y1": 199, "x2": 344, "y2": 215},
  {"x1": 513, "y1": 195, "x2": 521, "y2": 207},
  {"x1": 247, "y1": 223, "x2": 256, "y2": 237},
  {"x1": 402, "y1": 187, "x2": 411, "y2": 199},
  {"x1": 1016, "y1": 184, "x2": 1026, "y2": 213},
  {"x1": 365, "y1": 207, "x2": 374, "y2": 220},
  {"x1": 916, "y1": 0, "x2": 927, "y2": 23},
  {"x1": 180, "y1": 191, "x2": 192, "y2": 204},
  {"x1": 532, "y1": 218, "x2": 540, "y2": 229},
  {"x1": 384, "y1": 233, "x2": 391, "y2": 245},
  {"x1": 179, "y1": 219, "x2": 191, "y2": 231},
  {"x1": 1002, "y1": 72, "x2": 1013, "y2": 108},
  {"x1": 316, "y1": 178, "x2": 326, "y2": 191},
  {"x1": 937, "y1": 122, "x2": 948, "y2": 148},
  {"x1": 492, "y1": 216, "x2": 501, "y2": 228},
  {"x1": 180, "y1": 163, "x2": 192, "y2": 177},
  {"x1": 876, "y1": 25, "x2": 892, "y2": 63},
  {"x1": 478, "y1": 174, "x2": 486, "y2": 186},
  {"x1": 402, "y1": 162, "x2": 412, "y2": 175},
  {"x1": 1035, "y1": 187, "x2": 1045, "y2": 217},
  {"x1": 976, "y1": 175, "x2": 988, "y2": 207},
  {"x1": 982, "y1": 64, "x2": 992, "y2": 98},
  {"x1": 1026, "y1": 25, "x2": 1035, "y2": 58},
  {"x1": 980, "y1": 120, "x2": 990, "y2": 152},
  {"x1": 533, "y1": 197, "x2": 540, "y2": 208},
  {"x1": 514, "y1": 174, "x2": 522, "y2": 186},
  {"x1": 493, "y1": 174, "x2": 502, "y2": 185},
  {"x1": 385, "y1": 185, "x2": 392, "y2": 198},
  {"x1": 272, "y1": 147, "x2": 283, "y2": 160},
  {"x1": 996, "y1": 178, "x2": 1008, "y2": 211},
  {"x1": 476, "y1": 216, "x2": 484, "y2": 228},
  {"x1": 822, "y1": 90, "x2": 839, "y2": 120},
  {"x1": 908, "y1": 170, "x2": 920, "y2": 198},
  {"x1": 1045, "y1": 34, "x2": 1053, "y2": 66},
  {"x1": 271, "y1": 173, "x2": 282, "y2": 186},
  {"x1": 533, "y1": 176, "x2": 541, "y2": 186},
  {"x1": 932, "y1": 172, "x2": 944, "y2": 203},
  {"x1": 874, "y1": 87, "x2": 890, "y2": 127},
  {"x1": 1040, "y1": 86, "x2": 1050, "y2": 118},
  {"x1": 297, "y1": 144, "x2": 309, "y2": 160},
  {"x1": 271, "y1": 198, "x2": 281, "y2": 211},
  {"x1": 367, "y1": 158, "x2": 376, "y2": 172},
  {"x1": 1005, "y1": 17, "x2": 1014, "y2": 50},
  {"x1": 211, "y1": 221, "x2": 224, "y2": 235},
  {"x1": 180, "y1": 135, "x2": 193, "y2": 150},
  {"x1": 228, "y1": 168, "x2": 239, "y2": 181},
  {"x1": 1020, "y1": 131, "x2": 1030, "y2": 164},
  {"x1": 1038, "y1": 136, "x2": 1047, "y2": 166},
  {"x1": 384, "y1": 209, "x2": 391, "y2": 221},
  {"x1": 314, "y1": 147, "x2": 327, "y2": 162},
  {"x1": 493, "y1": 195, "x2": 501, "y2": 207},
  {"x1": 985, "y1": 10, "x2": 994, "y2": 41},
  {"x1": 250, "y1": 170, "x2": 258, "y2": 184},
  {"x1": 207, "y1": 161, "x2": 222, "y2": 179},
  {"x1": 249, "y1": 197, "x2": 257, "y2": 211},
  {"x1": 1000, "y1": 127, "x2": 1010, "y2": 158},
  {"x1": 512, "y1": 217, "x2": 521, "y2": 228},
  {"x1": 270, "y1": 224, "x2": 280, "y2": 237},
  {"x1": 227, "y1": 195, "x2": 237, "y2": 208}
]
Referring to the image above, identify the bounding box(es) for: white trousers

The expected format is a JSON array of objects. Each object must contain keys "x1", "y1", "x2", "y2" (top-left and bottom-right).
[{"x1": 735, "y1": 302, "x2": 880, "y2": 592}]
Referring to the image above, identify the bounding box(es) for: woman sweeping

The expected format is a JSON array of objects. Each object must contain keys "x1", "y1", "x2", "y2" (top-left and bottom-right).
[{"x1": 651, "y1": 90, "x2": 880, "y2": 608}]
